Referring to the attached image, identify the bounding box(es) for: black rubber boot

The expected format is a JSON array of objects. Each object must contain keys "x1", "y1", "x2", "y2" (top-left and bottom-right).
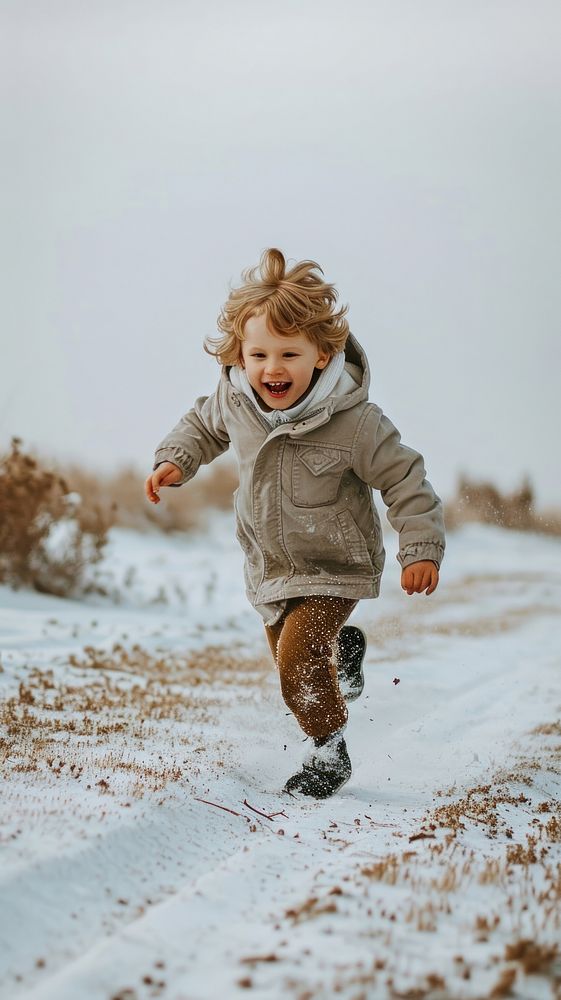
[
  {"x1": 336, "y1": 625, "x2": 367, "y2": 702},
  {"x1": 283, "y1": 731, "x2": 352, "y2": 799}
]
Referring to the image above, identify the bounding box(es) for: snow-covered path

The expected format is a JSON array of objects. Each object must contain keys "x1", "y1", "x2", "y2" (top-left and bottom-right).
[{"x1": 1, "y1": 518, "x2": 560, "y2": 999}]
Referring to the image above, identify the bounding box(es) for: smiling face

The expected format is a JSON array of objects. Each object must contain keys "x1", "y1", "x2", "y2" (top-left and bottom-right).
[{"x1": 240, "y1": 313, "x2": 330, "y2": 410}]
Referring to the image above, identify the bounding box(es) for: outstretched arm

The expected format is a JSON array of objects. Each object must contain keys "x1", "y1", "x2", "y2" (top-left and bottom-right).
[
  {"x1": 152, "y1": 389, "x2": 230, "y2": 488},
  {"x1": 352, "y1": 405, "x2": 445, "y2": 573}
]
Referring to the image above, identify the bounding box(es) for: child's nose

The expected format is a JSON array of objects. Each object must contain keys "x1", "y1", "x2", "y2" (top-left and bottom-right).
[{"x1": 265, "y1": 360, "x2": 285, "y2": 376}]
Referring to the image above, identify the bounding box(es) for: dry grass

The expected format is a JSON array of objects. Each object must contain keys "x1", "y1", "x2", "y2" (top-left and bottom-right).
[
  {"x1": 428, "y1": 734, "x2": 561, "y2": 852},
  {"x1": 488, "y1": 967, "x2": 518, "y2": 998},
  {"x1": 67, "y1": 641, "x2": 266, "y2": 686},
  {"x1": 532, "y1": 721, "x2": 561, "y2": 737},
  {"x1": 504, "y1": 938, "x2": 558, "y2": 973},
  {"x1": 0, "y1": 641, "x2": 269, "y2": 798},
  {"x1": 285, "y1": 896, "x2": 339, "y2": 924},
  {"x1": 58, "y1": 452, "x2": 238, "y2": 534},
  {"x1": 361, "y1": 855, "x2": 402, "y2": 885},
  {"x1": 506, "y1": 837, "x2": 541, "y2": 865},
  {"x1": 0, "y1": 437, "x2": 111, "y2": 597},
  {"x1": 445, "y1": 474, "x2": 561, "y2": 536},
  {"x1": 0, "y1": 436, "x2": 239, "y2": 597},
  {"x1": 429, "y1": 781, "x2": 533, "y2": 839},
  {"x1": 0, "y1": 438, "x2": 238, "y2": 597},
  {"x1": 274, "y1": 835, "x2": 561, "y2": 1000}
]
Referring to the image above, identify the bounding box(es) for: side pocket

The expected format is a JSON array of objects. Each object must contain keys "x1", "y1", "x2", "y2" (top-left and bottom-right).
[{"x1": 335, "y1": 509, "x2": 372, "y2": 568}]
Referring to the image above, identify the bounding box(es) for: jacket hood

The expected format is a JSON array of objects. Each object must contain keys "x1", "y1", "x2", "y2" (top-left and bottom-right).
[
  {"x1": 286, "y1": 332, "x2": 370, "y2": 430},
  {"x1": 224, "y1": 332, "x2": 371, "y2": 434},
  {"x1": 334, "y1": 332, "x2": 370, "y2": 410}
]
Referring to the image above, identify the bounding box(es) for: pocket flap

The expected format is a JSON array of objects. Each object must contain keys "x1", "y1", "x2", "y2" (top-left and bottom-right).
[{"x1": 296, "y1": 446, "x2": 341, "y2": 476}]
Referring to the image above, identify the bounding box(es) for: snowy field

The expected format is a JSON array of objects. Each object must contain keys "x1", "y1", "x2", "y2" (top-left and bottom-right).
[{"x1": 1, "y1": 514, "x2": 561, "y2": 1000}]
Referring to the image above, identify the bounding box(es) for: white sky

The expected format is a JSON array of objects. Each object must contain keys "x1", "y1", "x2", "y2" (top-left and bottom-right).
[{"x1": 1, "y1": 0, "x2": 560, "y2": 505}]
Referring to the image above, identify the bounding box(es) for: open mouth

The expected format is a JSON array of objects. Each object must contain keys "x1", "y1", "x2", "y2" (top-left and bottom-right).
[{"x1": 263, "y1": 381, "x2": 292, "y2": 399}]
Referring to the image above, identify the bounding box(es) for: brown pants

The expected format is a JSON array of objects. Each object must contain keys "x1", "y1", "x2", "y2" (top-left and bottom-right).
[{"x1": 265, "y1": 595, "x2": 358, "y2": 742}]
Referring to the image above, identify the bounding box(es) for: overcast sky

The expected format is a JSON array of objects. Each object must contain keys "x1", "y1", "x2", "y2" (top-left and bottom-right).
[{"x1": 1, "y1": 0, "x2": 560, "y2": 506}]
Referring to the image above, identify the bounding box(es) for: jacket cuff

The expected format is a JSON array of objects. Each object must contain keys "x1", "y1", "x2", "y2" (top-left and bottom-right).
[
  {"x1": 397, "y1": 542, "x2": 444, "y2": 571},
  {"x1": 153, "y1": 447, "x2": 196, "y2": 487}
]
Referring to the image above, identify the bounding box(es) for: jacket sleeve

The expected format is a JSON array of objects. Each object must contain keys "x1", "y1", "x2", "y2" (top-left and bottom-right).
[
  {"x1": 152, "y1": 387, "x2": 230, "y2": 487},
  {"x1": 352, "y1": 405, "x2": 445, "y2": 570}
]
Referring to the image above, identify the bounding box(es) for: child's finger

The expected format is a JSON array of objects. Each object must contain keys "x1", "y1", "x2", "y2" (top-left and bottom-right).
[
  {"x1": 426, "y1": 569, "x2": 439, "y2": 595},
  {"x1": 144, "y1": 474, "x2": 161, "y2": 504},
  {"x1": 153, "y1": 463, "x2": 182, "y2": 488}
]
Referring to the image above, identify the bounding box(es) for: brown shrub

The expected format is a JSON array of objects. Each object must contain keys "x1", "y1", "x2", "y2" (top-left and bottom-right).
[
  {"x1": 0, "y1": 437, "x2": 112, "y2": 596},
  {"x1": 445, "y1": 474, "x2": 561, "y2": 536}
]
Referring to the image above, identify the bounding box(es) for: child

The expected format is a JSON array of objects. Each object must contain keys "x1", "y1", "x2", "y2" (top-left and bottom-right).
[{"x1": 145, "y1": 248, "x2": 445, "y2": 799}]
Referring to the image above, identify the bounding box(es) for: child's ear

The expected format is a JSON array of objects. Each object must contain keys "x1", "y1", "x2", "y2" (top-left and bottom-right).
[{"x1": 315, "y1": 352, "x2": 330, "y2": 370}]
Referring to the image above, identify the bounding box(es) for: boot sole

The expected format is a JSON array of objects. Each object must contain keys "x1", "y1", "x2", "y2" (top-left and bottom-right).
[
  {"x1": 337, "y1": 625, "x2": 367, "y2": 702},
  {"x1": 283, "y1": 768, "x2": 352, "y2": 799}
]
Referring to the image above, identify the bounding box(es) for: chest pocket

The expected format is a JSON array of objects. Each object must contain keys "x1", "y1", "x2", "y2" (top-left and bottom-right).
[{"x1": 291, "y1": 444, "x2": 347, "y2": 507}]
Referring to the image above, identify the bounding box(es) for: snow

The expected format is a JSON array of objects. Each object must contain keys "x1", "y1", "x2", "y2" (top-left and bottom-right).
[{"x1": 1, "y1": 517, "x2": 561, "y2": 999}]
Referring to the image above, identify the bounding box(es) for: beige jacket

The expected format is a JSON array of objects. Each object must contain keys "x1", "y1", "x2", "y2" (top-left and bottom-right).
[{"x1": 153, "y1": 334, "x2": 445, "y2": 624}]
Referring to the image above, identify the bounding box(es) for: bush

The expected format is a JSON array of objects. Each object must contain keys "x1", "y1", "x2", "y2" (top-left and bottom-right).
[
  {"x1": 0, "y1": 437, "x2": 114, "y2": 597},
  {"x1": 444, "y1": 474, "x2": 561, "y2": 536}
]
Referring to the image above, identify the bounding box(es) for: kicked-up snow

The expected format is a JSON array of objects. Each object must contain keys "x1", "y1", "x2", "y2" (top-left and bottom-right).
[{"x1": 1, "y1": 515, "x2": 560, "y2": 999}]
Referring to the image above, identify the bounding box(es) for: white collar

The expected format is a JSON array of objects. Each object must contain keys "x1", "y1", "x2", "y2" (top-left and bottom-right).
[{"x1": 230, "y1": 352, "x2": 346, "y2": 427}]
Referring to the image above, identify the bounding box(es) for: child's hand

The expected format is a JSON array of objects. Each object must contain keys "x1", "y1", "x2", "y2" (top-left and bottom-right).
[
  {"x1": 401, "y1": 560, "x2": 439, "y2": 596},
  {"x1": 144, "y1": 462, "x2": 182, "y2": 504}
]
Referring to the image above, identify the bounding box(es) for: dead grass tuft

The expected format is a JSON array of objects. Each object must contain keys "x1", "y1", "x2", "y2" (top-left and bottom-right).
[
  {"x1": 532, "y1": 721, "x2": 561, "y2": 737},
  {"x1": 0, "y1": 437, "x2": 112, "y2": 597},
  {"x1": 489, "y1": 966, "x2": 517, "y2": 998},
  {"x1": 478, "y1": 859, "x2": 503, "y2": 885},
  {"x1": 445, "y1": 474, "x2": 561, "y2": 536},
  {"x1": 285, "y1": 896, "x2": 338, "y2": 924},
  {"x1": 474, "y1": 913, "x2": 501, "y2": 941},
  {"x1": 504, "y1": 938, "x2": 558, "y2": 974},
  {"x1": 506, "y1": 835, "x2": 542, "y2": 865},
  {"x1": 545, "y1": 816, "x2": 561, "y2": 842},
  {"x1": 429, "y1": 782, "x2": 530, "y2": 839},
  {"x1": 361, "y1": 855, "x2": 401, "y2": 884}
]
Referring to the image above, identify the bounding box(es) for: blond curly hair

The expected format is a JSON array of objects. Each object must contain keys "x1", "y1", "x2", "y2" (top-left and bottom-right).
[{"x1": 205, "y1": 248, "x2": 350, "y2": 366}]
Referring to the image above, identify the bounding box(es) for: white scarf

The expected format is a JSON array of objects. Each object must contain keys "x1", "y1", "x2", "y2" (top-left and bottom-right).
[{"x1": 230, "y1": 352, "x2": 346, "y2": 428}]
